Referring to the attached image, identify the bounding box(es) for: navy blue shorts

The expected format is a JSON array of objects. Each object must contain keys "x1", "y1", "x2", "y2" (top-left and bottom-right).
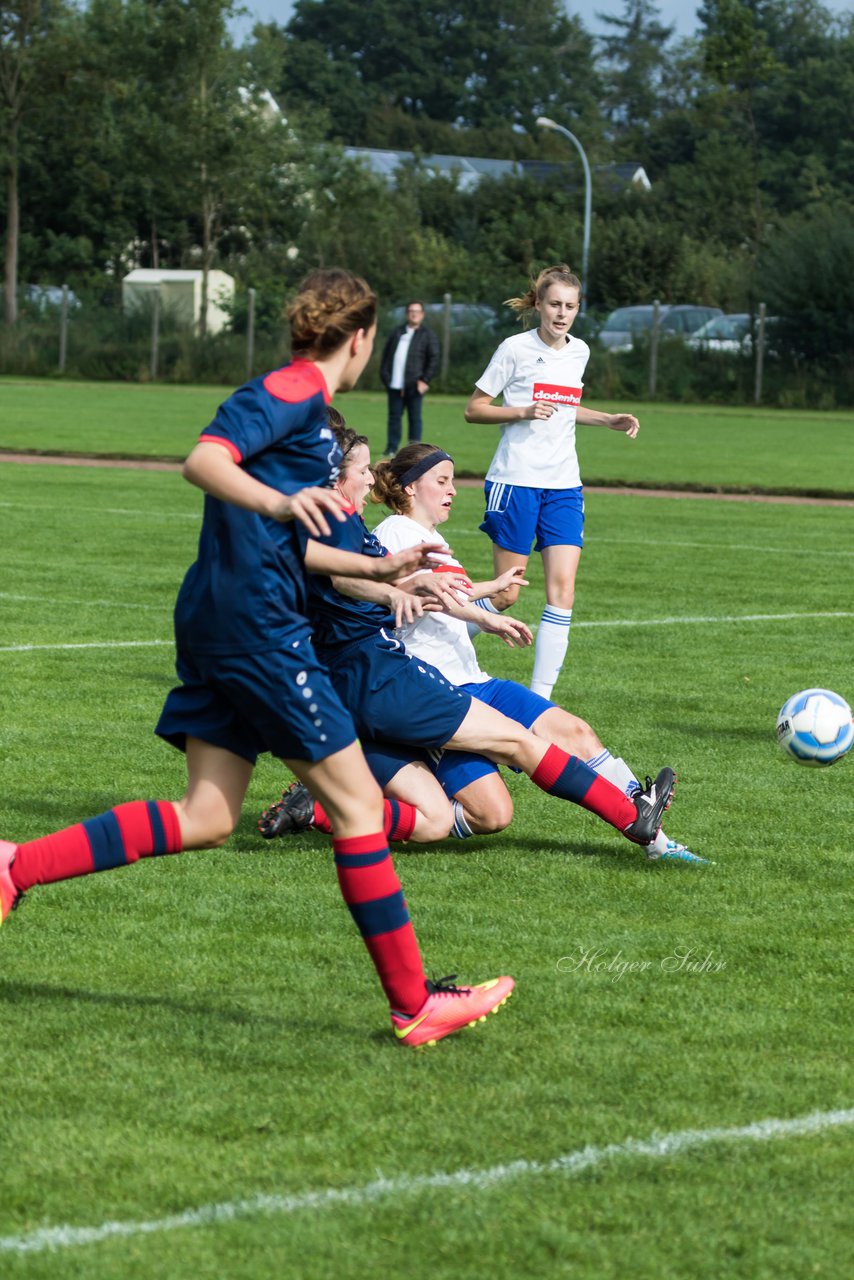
[
  {"x1": 361, "y1": 738, "x2": 432, "y2": 789},
  {"x1": 430, "y1": 677, "x2": 554, "y2": 794},
  {"x1": 359, "y1": 736, "x2": 496, "y2": 799},
  {"x1": 480, "y1": 483, "x2": 584, "y2": 555},
  {"x1": 322, "y1": 633, "x2": 472, "y2": 751},
  {"x1": 359, "y1": 675, "x2": 553, "y2": 799},
  {"x1": 155, "y1": 634, "x2": 357, "y2": 765}
]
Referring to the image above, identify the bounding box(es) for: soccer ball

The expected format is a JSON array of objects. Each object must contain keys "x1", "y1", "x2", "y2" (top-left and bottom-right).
[{"x1": 776, "y1": 689, "x2": 854, "y2": 767}]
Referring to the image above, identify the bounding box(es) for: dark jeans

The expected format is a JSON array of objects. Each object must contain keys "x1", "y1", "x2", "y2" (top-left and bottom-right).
[{"x1": 384, "y1": 388, "x2": 424, "y2": 454}]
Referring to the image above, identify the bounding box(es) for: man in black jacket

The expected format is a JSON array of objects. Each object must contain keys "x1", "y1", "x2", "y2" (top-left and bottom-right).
[{"x1": 380, "y1": 301, "x2": 441, "y2": 455}]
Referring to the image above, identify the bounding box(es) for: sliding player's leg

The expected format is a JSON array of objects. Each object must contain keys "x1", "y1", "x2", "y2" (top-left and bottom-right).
[
  {"x1": 259, "y1": 741, "x2": 453, "y2": 844},
  {"x1": 529, "y1": 706, "x2": 708, "y2": 864},
  {"x1": 444, "y1": 698, "x2": 675, "y2": 847}
]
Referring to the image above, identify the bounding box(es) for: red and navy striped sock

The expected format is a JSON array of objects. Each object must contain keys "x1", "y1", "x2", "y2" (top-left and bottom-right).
[
  {"x1": 531, "y1": 744, "x2": 636, "y2": 831},
  {"x1": 10, "y1": 801, "x2": 183, "y2": 893},
  {"x1": 333, "y1": 833, "x2": 427, "y2": 1015},
  {"x1": 313, "y1": 799, "x2": 417, "y2": 842}
]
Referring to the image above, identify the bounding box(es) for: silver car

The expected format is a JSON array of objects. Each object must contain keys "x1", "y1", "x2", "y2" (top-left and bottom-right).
[{"x1": 599, "y1": 304, "x2": 723, "y2": 352}]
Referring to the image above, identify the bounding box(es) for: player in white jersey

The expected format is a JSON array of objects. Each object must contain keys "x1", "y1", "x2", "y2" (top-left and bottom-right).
[
  {"x1": 369, "y1": 444, "x2": 708, "y2": 865},
  {"x1": 465, "y1": 264, "x2": 640, "y2": 699}
]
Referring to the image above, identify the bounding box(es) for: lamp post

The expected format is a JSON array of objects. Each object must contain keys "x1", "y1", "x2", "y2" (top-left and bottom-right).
[{"x1": 535, "y1": 116, "x2": 592, "y2": 314}]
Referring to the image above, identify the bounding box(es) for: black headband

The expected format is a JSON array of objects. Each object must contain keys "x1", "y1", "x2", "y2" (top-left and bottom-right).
[{"x1": 398, "y1": 449, "x2": 454, "y2": 487}]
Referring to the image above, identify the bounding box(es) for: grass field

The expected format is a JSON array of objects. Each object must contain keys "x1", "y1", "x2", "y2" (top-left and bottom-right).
[
  {"x1": 0, "y1": 384, "x2": 852, "y2": 1277},
  {"x1": 2, "y1": 375, "x2": 854, "y2": 495}
]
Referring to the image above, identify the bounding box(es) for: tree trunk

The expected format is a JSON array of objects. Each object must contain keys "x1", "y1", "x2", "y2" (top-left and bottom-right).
[{"x1": 4, "y1": 123, "x2": 19, "y2": 327}]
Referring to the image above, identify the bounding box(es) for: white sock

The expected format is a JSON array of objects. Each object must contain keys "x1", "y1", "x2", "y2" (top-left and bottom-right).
[
  {"x1": 647, "y1": 829, "x2": 672, "y2": 856},
  {"x1": 586, "y1": 750, "x2": 639, "y2": 798},
  {"x1": 451, "y1": 800, "x2": 474, "y2": 838},
  {"x1": 530, "y1": 606, "x2": 572, "y2": 698},
  {"x1": 586, "y1": 752, "x2": 670, "y2": 853},
  {"x1": 466, "y1": 596, "x2": 500, "y2": 640}
]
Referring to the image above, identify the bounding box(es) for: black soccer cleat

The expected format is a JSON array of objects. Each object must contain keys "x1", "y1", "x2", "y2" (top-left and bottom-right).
[
  {"x1": 623, "y1": 767, "x2": 676, "y2": 845},
  {"x1": 258, "y1": 781, "x2": 315, "y2": 839}
]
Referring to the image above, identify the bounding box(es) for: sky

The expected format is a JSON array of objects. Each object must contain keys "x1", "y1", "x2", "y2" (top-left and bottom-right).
[{"x1": 232, "y1": 0, "x2": 852, "y2": 44}]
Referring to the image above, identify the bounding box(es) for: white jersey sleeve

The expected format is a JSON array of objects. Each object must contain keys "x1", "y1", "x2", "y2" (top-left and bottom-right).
[
  {"x1": 475, "y1": 338, "x2": 520, "y2": 401},
  {"x1": 372, "y1": 514, "x2": 489, "y2": 687}
]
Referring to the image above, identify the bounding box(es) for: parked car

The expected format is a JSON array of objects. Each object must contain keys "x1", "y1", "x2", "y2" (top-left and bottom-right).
[
  {"x1": 599, "y1": 304, "x2": 723, "y2": 352},
  {"x1": 23, "y1": 284, "x2": 82, "y2": 311},
  {"x1": 390, "y1": 301, "x2": 498, "y2": 332},
  {"x1": 686, "y1": 312, "x2": 779, "y2": 355}
]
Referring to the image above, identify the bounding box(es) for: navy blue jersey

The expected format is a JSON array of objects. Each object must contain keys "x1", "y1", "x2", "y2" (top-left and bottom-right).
[
  {"x1": 306, "y1": 509, "x2": 396, "y2": 652},
  {"x1": 174, "y1": 361, "x2": 341, "y2": 654}
]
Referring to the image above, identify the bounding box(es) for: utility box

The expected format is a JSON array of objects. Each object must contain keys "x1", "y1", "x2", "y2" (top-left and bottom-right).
[{"x1": 121, "y1": 269, "x2": 234, "y2": 334}]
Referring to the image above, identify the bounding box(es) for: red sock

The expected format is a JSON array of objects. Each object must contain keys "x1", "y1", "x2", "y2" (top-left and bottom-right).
[
  {"x1": 10, "y1": 801, "x2": 183, "y2": 893},
  {"x1": 383, "y1": 799, "x2": 417, "y2": 841},
  {"x1": 531, "y1": 744, "x2": 637, "y2": 831},
  {"x1": 333, "y1": 833, "x2": 427, "y2": 1015},
  {"x1": 312, "y1": 800, "x2": 333, "y2": 834},
  {"x1": 313, "y1": 799, "x2": 417, "y2": 842}
]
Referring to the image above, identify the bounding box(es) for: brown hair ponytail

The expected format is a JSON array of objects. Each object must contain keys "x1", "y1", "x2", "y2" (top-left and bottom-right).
[
  {"x1": 288, "y1": 269, "x2": 377, "y2": 358},
  {"x1": 504, "y1": 264, "x2": 581, "y2": 316}
]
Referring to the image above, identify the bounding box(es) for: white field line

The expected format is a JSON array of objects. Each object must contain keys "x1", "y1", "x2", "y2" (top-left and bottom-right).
[
  {"x1": 592, "y1": 536, "x2": 854, "y2": 559},
  {"x1": 571, "y1": 611, "x2": 854, "y2": 629},
  {"x1": 1, "y1": 1107, "x2": 850, "y2": 1256},
  {"x1": 2, "y1": 507, "x2": 846, "y2": 552},
  {"x1": 0, "y1": 593, "x2": 164, "y2": 611},
  {"x1": 2, "y1": 610, "x2": 852, "y2": 655},
  {"x1": 0, "y1": 640, "x2": 173, "y2": 653},
  {"x1": 0, "y1": 502, "x2": 199, "y2": 520},
  {"x1": 445, "y1": 528, "x2": 854, "y2": 558}
]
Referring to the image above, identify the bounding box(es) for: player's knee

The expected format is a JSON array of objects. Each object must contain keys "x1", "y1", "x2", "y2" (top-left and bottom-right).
[
  {"x1": 415, "y1": 806, "x2": 454, "y2": 842},
  {"x1": 546, "y1": 584, "x2": 575, "y2": 609},
  {"x1": 547, "y1": 716, "x2": 599, "y2": 759},
  {"x1": 490, "y1": 585, "x2": 519, "y2": 611},
  {"x1": 175, "y1": 803, "x2": 235, "y2": 850},
  {"x1": 468, "y1": 793, "x2": 513, "y2": 835}
]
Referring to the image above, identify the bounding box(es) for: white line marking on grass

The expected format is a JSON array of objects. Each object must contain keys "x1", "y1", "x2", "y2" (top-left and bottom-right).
[
  {"x1": 0, "y1": 593, "x2": 164, "y2": 611},
  {"x1": 0, "y1": 640, "x2": 172, "y2": 653},
  {"x1": 572, "y1": 611, "x2": 854, "y2": 630},
  {"x1": 443, "y1": 529, "x2": 854, "y2": 558},
  {"x1": 1, "y1": 1107, "x2": 850, "y2": 1255},
  {"x1": 592, "y1": 536, "x2": 854, "y2": 559},
  {"x1": 2, "y1": 613, "x2": 852, "y2": 655},
  {"x1": 0, "y1": 502, "x2": 199, "y2": 520}
]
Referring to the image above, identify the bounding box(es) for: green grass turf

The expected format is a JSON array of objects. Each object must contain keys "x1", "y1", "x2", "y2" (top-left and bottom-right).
[
  {"x1": 1, "y1": 462, "x2": 852, "y2": 1277},
  {"x1": 2, "y1": 376, "x2": 853, "y2": 494}
]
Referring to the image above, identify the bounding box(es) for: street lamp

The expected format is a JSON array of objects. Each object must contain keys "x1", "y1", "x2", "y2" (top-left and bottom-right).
[{"x1": 535, "y1": 116, "x2": 592, "y2": 314}]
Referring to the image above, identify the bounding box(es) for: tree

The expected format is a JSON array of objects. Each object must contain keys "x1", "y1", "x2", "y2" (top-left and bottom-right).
[
  {"x1": 761, "y1": 207, "x2": 854, "y2": 368},
  {"x1": 697, "y1": 0, "x2": 785, "y2": 260},
  {"x1": 0, "y1": 0, "x2": 79, "y2": 324},
  {"x1": 272, "y1": 0, "x2": 602, "y2": 146},
  {"x1": 596, "y1": 0, "x2": 676, "y2": 139}
]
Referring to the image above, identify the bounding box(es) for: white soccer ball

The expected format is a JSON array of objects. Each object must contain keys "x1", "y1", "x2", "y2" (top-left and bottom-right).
[{"x1": 776, "y1": 688, "x2": 854, "y2": 767}]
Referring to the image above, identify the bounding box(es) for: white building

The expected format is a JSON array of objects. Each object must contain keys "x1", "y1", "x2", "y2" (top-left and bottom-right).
[{"x1": 122, "y1": 269, "x2": 235, "y2": 335}]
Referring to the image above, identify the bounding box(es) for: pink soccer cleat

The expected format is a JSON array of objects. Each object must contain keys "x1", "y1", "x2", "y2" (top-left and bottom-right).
[
  {"x1": 0, "y1": 842, "x2": 22, "y2": 925},
  {"x1": 391, "y1": 974, "x2": 515, "y2": 1049}
]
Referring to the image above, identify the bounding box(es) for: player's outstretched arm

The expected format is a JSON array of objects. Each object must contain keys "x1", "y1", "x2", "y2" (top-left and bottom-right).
[
  {"x1": 328, "y1": 576, "x2": 427, "y2": 627},
  {"x1": 441, "y1": 598, "x2": 533, "y2": 648},
  {"x1": 576, "y1": 408, "x2": 640, "y2": 437},
  {"x1": 469, "y1": 565, "x2": 529, "y2": 601},
  {"x1": 182, "y1": 441, "x2": 347, "y2": 537},
  {"x1": 304, "y1": 541, "x2": 452, "y2": 584}
]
